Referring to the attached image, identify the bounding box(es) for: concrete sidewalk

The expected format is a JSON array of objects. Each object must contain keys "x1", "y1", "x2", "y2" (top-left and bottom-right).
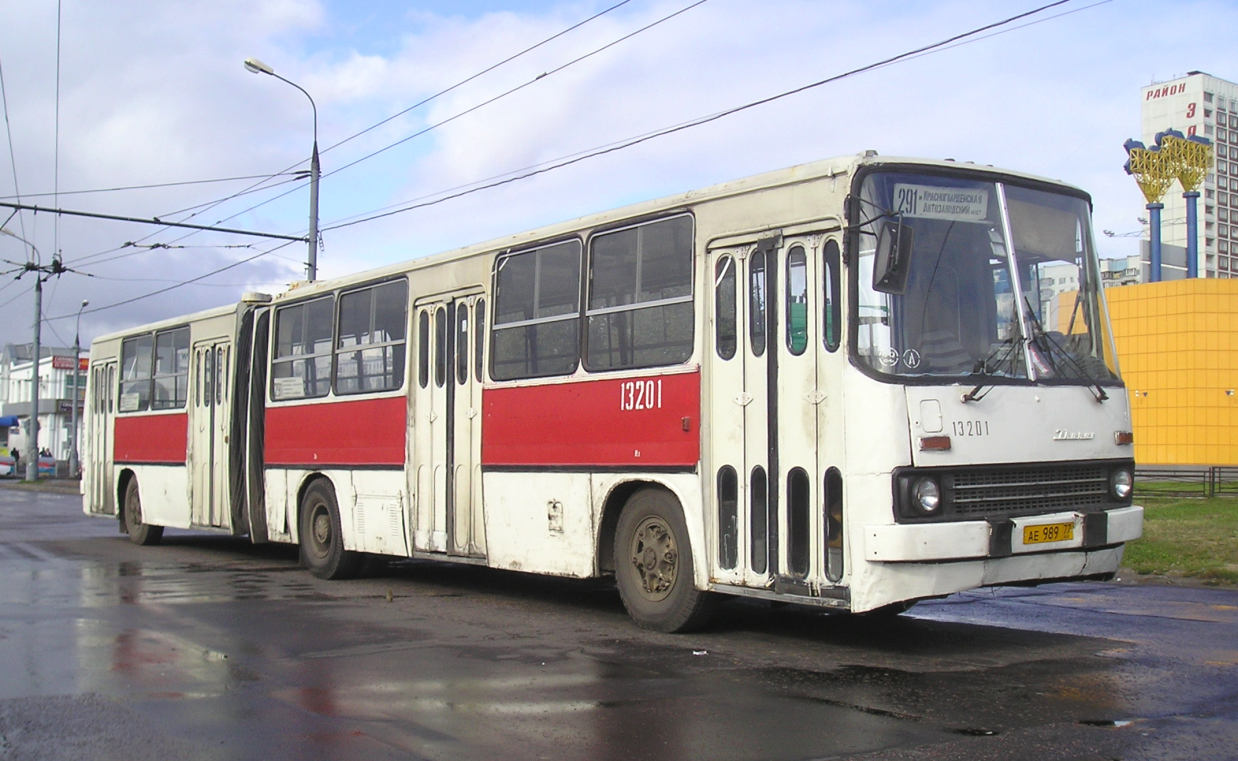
[{"x1": 0, "y1": 478, "x2": 82, "y2": 495}]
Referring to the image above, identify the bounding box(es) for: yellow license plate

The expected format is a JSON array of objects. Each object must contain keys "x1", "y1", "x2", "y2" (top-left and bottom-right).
[{"x1": 1023, "y1": 522, "x2": 1075, "y2": 544}]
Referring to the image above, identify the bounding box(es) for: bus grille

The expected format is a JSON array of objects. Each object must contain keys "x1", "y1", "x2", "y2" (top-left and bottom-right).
[{"x1": 949, "y1": 465, "x2": 1110, "y2": 517}]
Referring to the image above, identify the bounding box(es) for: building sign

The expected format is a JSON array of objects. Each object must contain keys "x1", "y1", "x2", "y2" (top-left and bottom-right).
[
  {"x1": 1145, "y1": 83, "x2": 1187, "y2": 100},
  {"x1": 51, "y1": 356, "x2": 89, "y2": 371}
]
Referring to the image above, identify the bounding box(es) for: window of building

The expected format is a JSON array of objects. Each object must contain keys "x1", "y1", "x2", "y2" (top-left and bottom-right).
[
  {"x1": 491, "y1": 240, "x2": 582, "y2": 381},
  {"x1": 1231, "y1": 114, "x2": 1238, "y2": 128},
  {"x1": 1204, "y1": 91, "x2": 1213, "y2": 103},
  {"x1": 1206, "y1": 109, "x2": 1213, "y2": 119},
  {"x1": 272, "y1": 296, "x2": 334, "y2": 400},
  {"x1": 1215, "y1": 191, "x2": 1223, "y2": 203},
  {"x1": 585, "y1": 215, "x2": 694, "y2": 371},
  {"x1": 1221, "y1": 240, "x2": 1230, "y2": 254},
  {"x1": 152, "y1": 327, "x2": 190, "y2": 409},
  {"x1": 1220, "y1": 224, "x2": 1229, "y2": 237},
  {"x1": 335, "y1": 279, "x2": 408, "y2": 395},
  {"x1": 1206, "y1": 125, "x2": 1215, "y2": 136},
  {"x1": 1231, "y1": 130, "x2": 1237, "y2": 142}
]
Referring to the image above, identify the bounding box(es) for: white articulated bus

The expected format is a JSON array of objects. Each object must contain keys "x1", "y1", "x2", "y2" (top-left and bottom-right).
[{"x1": 83, "y1": 153, "x2": 1143, "y2": 631}]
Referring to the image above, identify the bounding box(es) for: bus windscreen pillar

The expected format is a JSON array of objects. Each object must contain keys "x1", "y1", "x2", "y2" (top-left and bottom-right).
[
  {"x1": 1184, "y1": 190, "x2": 1199, "y2": 278},
  {"x1": 1148, "y1": 202, "x2": 1163, "y2": 282}
]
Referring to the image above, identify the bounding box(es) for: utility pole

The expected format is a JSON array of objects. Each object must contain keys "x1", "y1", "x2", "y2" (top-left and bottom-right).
[
  {"x1": 12, "y1": 255, "x2": 69, "y2": 481},
  {"x1": 69, "y1": 299, "x2": 88, "y2": 478},
  {"x1": 27, "y1": 275, "x2": 42, "y2": 481}
]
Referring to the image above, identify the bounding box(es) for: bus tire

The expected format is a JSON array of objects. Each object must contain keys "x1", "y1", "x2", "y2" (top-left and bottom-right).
[
  {"x1": 123, "y1": 477, "x2": 163, "y2": 546},
  {"x1": 299, "y1": 479, "x2": 361, "y2": 580},
  {"x1": 614, "y1": 488, "x2": 716, "y2": 633}
]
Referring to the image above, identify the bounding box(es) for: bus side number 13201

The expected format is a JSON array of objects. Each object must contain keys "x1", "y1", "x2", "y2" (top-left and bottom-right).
[{"x1": 620, "y1": 379, "x2": 663, "y2": 411}]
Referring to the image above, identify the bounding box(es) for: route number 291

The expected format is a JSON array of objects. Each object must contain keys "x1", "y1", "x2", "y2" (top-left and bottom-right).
[{"x1": 620, "y1": 379, "x2": 663, "y2": 411}]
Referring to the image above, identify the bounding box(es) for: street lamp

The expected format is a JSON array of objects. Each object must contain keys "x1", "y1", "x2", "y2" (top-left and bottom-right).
[
  {"x1": 244, "y1": 57, "x2": 320, "y2": 281},
  {"x1": 69, "y1": 299, "x2": 88, "y2": 479}
]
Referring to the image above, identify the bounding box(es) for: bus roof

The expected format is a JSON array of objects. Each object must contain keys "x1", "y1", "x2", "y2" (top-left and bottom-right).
[{"x1": 93, "y1": 152, "x2": 1085, "y2": 342}]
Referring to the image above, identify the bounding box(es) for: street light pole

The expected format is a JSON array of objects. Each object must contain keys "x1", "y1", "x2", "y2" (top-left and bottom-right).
[
  {"x1": 69, "y1": 299, "x2": 88, "y2": 479},
  {"x1": 244, "y1": 57, "x2": 320, "y2": 281}
]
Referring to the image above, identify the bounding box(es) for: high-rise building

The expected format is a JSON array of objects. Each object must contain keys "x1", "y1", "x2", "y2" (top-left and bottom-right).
[{"x1": 1140, "y1": 70, "x2": 1238, "y2": 279}]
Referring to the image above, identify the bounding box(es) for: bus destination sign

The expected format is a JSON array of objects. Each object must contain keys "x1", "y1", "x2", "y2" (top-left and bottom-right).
[{"x1": 893, "y1": 183, "x2": 989, "y2": 222}]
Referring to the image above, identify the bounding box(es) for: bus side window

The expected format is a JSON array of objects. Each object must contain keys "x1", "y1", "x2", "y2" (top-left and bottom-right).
[
  {"x1": 717, "y1": 465, "x2": 738, "y2": 570},
  {"x1": 786, "y1": 246, "x2": 807, "y2": 355},
  {"x1": 750, "y1": 251, "x2": 766, "y2": 357},
  {"x1": 456, "y1": 304, "x2": 469, "y2": 385},
  {"x1": 271, "y1": 296, "x2": 334, "y2": 400},
  {"x1": 434, "y1": 306, "x2": 447, "y2": 388},
  {"x1": 418, "y1": 310, "x2": 430, "y2": 389},
  {"x1": 750, "y1": 465, "x2": 768, "y2": 574},
  {"x1": 585, "y1": 215, "x2": 693, "y2": 371},
  {"x1": 474, "y1": 299, "x2": 486, "y2": 383},
  {"x1": 119, "y1": 334, "x2": 154, "y2": 412},
  {"x1": 490, "y1": 241, "x2": 582, "y2": 381},
  {"x1": 336, "y1": 279, "x2": 408, "y2": 395},
  {"x1": 823, "y1": 239, "x2": 841, "y2": 352},
  {"x1": 715, "y1": 256, "x2": 736, "y2": 360}
]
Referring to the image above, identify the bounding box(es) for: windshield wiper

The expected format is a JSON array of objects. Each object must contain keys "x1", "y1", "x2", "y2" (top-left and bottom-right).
[
  {"x1": 1022, "y1": 297, "x2": 1108, "y2": 402},
  {"x1": 962, "y1": 336, "x2": 1021, "y2": 403}
]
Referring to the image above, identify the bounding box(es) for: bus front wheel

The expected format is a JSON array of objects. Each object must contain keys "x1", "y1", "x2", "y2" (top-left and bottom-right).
[
  {"x1": 123, "y1": 477, "x2": 163, "y2": 546},
  {"x1": 614, "y1": 488, "x2": 716, "y2": 633},
  {"x1": 299, "y1": 479, "x2": 361, "y2": 580}
]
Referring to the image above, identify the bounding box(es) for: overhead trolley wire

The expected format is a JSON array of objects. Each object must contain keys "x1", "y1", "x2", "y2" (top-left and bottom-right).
[
  {"x1": 46, "y1": 0, "x2": 1085, "y2": 324},
  {"x1": 214, "y1": 0, "x2": 711, "y2": 232},
  {"x1": 80, "y1": 0, "x2": 640, "y2": 262},
  {"x1": 0, "y1": 45, "x2": 31, "y2": 260},
  {"x1": 0, "y1": 171, "x2": 306, "y2": 201},
  {"x1": 323, "y1": 0, "x2": 1075, "y2": 233},
  {"x1": 48, "y1": 238, "x2": 299, "y2": 320}
]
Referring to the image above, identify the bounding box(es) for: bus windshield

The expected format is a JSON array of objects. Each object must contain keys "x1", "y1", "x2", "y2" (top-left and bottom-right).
[{"x1": 853, "y1": 170, "x2": 1120, "y2": 385}]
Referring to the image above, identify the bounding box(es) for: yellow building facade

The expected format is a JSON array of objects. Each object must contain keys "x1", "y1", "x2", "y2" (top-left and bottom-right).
[{"x1": 1103, "y1": 279, "x2": 1238, "y2": 465}]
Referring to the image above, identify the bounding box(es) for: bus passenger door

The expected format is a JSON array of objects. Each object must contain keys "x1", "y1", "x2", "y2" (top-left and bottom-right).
[
  {"x1": 774, "y1": 237, "x2": 821, "y2": 585},
  {"x1": 191, "y1": 341, "x2": 231, "y2": 528},
  {"x1": 449, "y1": 294, "x2": 486, "y2": 558},
  {"x1": 707, "y1": 241, "x2": 776, "y2": 588},
  {"x1": 87, "y1": 361, "x2": 117, "y2": 515},
  {"x1": 413, "y1": 299, "x2": 451, "y2": 552}
]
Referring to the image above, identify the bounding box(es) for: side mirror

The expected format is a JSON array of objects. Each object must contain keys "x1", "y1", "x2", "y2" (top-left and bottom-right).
[{"x1": 872, "y1": 219, "x2": 914, "y2": 294}]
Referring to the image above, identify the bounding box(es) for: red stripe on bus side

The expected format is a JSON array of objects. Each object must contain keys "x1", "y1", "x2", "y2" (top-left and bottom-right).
[
  {"x1": 265, "y1": 396, "x2": 407, "y2": 466},
  {"x1": 114, "y1": 413, "x2": 188, "y2": 463},
  {"x1": 482, "y1": 370, "x2": 700, "y2": 467}
]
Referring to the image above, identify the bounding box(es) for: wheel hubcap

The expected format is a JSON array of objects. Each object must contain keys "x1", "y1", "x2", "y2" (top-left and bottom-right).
[
  {"x1": 629, "y1": 517, "x2": 677, "y2": 601},
  {"x1": 311, "y1": 506, "x2": 331, "y2": 554}
]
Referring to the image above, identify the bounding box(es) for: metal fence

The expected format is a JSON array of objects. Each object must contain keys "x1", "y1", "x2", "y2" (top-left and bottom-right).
[{"x1": 1135, "y1": 466, "x2": 1238, "y2": 497}]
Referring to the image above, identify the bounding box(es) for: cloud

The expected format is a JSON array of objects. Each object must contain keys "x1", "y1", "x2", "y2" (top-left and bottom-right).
[{"x1": 0, "y1": 0, "x2": 1233, "y2": 349}]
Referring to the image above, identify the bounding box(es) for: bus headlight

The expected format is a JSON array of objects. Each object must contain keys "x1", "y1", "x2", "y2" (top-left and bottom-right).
[
  {"x1": 913, "y1": 477, "x2": 941, "y2": 514},
  {"x1": 1110, "y1": 468, "x2": 1133, "y2": 500}
]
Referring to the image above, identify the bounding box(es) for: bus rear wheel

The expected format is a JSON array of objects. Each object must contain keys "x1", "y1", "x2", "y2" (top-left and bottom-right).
[
  {"x1": 299, "y1": 479, "x2": 361, "y2": 580},
  {"x1": 123, "y1": 477, "x2": 163, "y2": 546},
  {"x1": 614, "y1": 488, "x2": 716, "y2": 633}
]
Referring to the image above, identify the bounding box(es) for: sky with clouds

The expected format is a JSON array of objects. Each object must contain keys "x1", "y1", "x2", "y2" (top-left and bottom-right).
[{"x1": 0, "y1": 0, "x2": 1233, "y2": 348}]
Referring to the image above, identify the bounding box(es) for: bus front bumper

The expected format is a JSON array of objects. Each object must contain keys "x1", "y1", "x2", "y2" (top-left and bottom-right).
[{"x1": 863, "y1": 505, "x2": 1143, "y2": 563}]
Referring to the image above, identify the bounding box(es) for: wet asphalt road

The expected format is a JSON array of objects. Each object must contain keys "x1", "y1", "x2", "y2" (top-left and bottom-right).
[{"x1": 0, "y1": 486, "x2": 1235, "y2": 761}]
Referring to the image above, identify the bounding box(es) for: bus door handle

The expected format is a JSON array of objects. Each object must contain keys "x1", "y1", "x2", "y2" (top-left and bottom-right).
[
  {"x1": 805, "y1": 391, "x2": 826, "y2": 405},
  {"x1": 733, "y1": 393, "x2": 754, "y2": 407}
]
